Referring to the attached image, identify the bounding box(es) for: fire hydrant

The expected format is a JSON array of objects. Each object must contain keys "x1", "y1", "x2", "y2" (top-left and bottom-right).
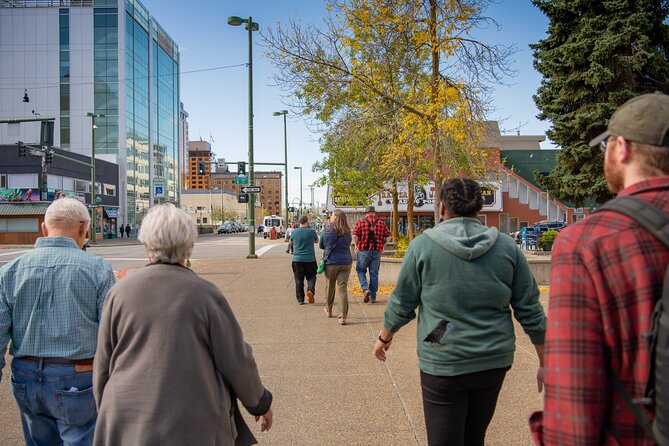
[{"x1": 270, "y1": 226, "x2": 277, "y2": 240}]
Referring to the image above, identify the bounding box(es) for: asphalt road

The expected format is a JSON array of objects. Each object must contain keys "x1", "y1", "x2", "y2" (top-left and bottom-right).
[{"x1": 0, "y1": 232, "x2": 293, "y2": 272}]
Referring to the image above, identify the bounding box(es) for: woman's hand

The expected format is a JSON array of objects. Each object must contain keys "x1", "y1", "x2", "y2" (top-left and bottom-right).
[
  {"x1": 255, "y1": 409, "x2": 273, "y2": 432},
  {"x1": 373, "y1": 339, "x2": 391, "y2": 361}
]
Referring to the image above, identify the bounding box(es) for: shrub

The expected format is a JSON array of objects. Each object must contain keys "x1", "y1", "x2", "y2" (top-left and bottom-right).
[
  {"x1": 394, "y1": 234, "x2": 410, "y2": 258},
  {"x1": 538, "y1": 230, "x2": 559, "y2": 251}
]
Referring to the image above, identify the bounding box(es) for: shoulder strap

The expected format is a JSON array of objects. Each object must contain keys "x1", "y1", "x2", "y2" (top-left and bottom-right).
[{"x1": 595, "y1": 196, "x2": 669, "y2": 247}]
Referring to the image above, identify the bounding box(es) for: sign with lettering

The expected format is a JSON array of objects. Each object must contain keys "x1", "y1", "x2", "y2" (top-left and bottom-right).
[{"x1": 327, "y1": 181, "x2": 503, "y2": 213}]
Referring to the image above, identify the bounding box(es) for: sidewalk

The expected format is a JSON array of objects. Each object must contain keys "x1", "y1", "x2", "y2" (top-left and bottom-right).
[{"x1": 0, "y1": 242, "x2": 546, "y2": 445}]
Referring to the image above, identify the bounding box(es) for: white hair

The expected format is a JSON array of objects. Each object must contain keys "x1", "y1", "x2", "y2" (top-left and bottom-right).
[
  {"x1": 138, "y1": 203, "x2": 197, "y2": 263},
  {"x1": 44, "y1": 198, "x2": 90, "y2": 230}
]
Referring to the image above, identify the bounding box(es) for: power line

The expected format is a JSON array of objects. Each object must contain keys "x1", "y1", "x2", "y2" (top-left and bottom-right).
[{"x1": 0, "y1": 62, "x2": 248, "y2": 92}]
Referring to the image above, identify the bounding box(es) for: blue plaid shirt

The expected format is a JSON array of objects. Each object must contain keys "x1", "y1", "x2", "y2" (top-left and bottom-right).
[{"x1": 0, "y1": 237, "x2": 115, "y2": 380}]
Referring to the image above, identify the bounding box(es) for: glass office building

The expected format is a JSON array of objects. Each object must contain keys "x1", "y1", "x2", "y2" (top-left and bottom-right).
[{"x1": 0, "y1": 0, "x2": 180, "y2": 228}]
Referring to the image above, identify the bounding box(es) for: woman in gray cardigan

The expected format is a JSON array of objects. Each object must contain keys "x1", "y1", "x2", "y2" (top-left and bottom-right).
[{"x1": 93, "y1": 204, "x2": 272, "y2": 446}]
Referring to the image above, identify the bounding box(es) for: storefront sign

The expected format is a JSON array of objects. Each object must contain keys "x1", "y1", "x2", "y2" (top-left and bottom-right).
[{"x1": 327, "y1": 181, "x2": 503, "y2": 213}]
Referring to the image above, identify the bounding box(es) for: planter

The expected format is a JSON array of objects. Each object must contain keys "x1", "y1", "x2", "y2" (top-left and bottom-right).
[{"x1": 541, "y1": 241, "x2": 553, "y2": 251}]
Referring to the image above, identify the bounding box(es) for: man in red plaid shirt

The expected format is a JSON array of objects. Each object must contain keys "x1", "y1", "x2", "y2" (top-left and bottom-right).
[
  {"x1": 353, "y1": 206, "x2": 391, "y2": 303},
  {"x1": 530, "y1": 92, "x2": 669, "y2": 445}
]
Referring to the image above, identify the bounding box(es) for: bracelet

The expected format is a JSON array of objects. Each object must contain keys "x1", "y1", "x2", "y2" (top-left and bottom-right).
[{"x1": 378, "y1": 334, "x2": 392, "y2": 344}]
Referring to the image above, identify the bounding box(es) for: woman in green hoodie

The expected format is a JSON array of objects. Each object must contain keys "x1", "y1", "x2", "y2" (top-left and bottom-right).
[{"x1": 373, "y1": 178, "x2": 546, "y2": 446}]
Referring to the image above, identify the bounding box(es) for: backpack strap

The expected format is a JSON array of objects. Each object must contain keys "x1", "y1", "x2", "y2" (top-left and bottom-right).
[
  {"x1": 596, "y1": 196, "x2": 669, "y2": 441},
  {"x1": 595, "y1": 196, "x2": 669, "y2": 247}
]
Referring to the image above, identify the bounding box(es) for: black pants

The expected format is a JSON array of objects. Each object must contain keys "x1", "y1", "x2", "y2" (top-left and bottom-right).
[
  {"x1": 291, "y1": 261, "x2": 317, "y2": 303},
  {"x1": 420, "y1": 367, "x2": 509, "y2": 446}
]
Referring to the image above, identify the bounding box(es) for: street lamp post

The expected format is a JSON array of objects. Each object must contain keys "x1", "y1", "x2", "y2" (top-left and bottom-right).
[
  {"x1": 294, "y1": 166, "x2": 303, "y2": 218},
  {"x1": 228, "y1": 15, "x2": 259, "y2": 259},
  {"x1": 86, "y1": 112, "x2": 105, "y2": 243},
  {"x1": 273, "y1": 110, "x2": 289, "y2": 233}
]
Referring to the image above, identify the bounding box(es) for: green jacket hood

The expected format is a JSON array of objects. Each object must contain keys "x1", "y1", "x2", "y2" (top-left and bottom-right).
[{"x1": 424, "y1": 217, "x2": 498, "y2": 260}]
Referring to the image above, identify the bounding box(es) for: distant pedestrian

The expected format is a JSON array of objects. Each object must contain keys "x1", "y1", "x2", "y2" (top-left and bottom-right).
[
  {"x1": 531, "y1": 92, "x2": 669, "y2": 445},
  {"x1": 285, "y1": 224, "x2": 294, "y2": 254},
  {"x1": 353, "y1": 206, "x2": 390, "y2": 303},
  {"x1": 124, "y1": 223, "x2": 131, "y2": 238},
  {"x1": 373, "y1": 178, "x2": 546, "y2": 446},
  {"x1": 94, "y1": 204, "x2": 273, "y2": 445},
  {"x1": 0, "y1": 198, "x2": 116, "y2": 445},
  {"x1": 319, "y1": 209, "x2": 353, "y2": 325},
  {"x1": 290, "y1": 215, "x2": 319, "y2": 305}
]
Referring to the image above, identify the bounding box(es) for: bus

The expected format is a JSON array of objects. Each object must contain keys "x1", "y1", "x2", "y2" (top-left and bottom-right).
[{"x1": 262, "y1": 215, "x2": 285, "y2": 238}]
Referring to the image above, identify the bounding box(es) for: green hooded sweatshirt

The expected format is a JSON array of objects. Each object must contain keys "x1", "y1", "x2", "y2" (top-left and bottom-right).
[{"x1": 384, "y1": 217, "x2": 546, "y2": 376}]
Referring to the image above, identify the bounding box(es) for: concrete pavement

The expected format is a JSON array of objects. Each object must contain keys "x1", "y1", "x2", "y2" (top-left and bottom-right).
[{"x1": 0, "y1": 239, "x2": 546, "y2": 445}]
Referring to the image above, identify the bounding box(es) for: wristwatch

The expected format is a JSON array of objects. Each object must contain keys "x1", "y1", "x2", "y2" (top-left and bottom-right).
[{"x1": 378, "y1": 333, "x2": 392, "y2": 344}]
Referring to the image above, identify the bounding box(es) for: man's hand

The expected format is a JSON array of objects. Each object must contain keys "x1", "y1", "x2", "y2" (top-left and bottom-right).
[{"x1": 255, "y1": 409, "x2": 273, "y2": 432}]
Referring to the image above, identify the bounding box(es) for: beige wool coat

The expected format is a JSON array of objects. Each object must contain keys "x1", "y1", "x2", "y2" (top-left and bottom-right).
[{"x1": 93, "y1": 263, "x2": 271, "y2": 445}]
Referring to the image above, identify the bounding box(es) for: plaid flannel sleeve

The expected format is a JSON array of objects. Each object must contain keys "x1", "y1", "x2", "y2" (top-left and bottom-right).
[{"x1": 542, "y1": 232, "x2": 607, "y2": 445}]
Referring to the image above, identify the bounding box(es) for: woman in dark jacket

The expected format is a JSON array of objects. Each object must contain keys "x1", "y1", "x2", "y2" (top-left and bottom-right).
[{"x1": 319, "y1": 209, "x2": 353, "y2": 325}]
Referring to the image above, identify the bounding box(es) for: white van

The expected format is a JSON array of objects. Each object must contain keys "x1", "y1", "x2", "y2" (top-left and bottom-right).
[{"x1": 263, "y1": 215, "x2": 285, "y2": 238}]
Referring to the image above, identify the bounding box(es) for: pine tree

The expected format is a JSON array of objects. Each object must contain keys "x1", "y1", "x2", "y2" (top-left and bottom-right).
[{"x1": 531, "y1": 0, "x2": 669, "y2": 205}]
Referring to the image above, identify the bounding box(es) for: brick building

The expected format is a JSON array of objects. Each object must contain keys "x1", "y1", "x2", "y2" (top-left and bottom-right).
[
  {"x1": 211, "y1": 171, "x2": 283, "y2": 217},
  {"x1": 187, "y1": 140, "x2": 211, "y2": 190}
]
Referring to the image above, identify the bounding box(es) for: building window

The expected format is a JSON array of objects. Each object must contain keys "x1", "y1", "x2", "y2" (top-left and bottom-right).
[
  {"x1": 0, "y1": 218, "x2": 39, "y2": 233},
  {"x1": 0, "y1": 175, "x2": 6, "y2": 188},
  {"x1": 104, "y1": 184, "x2": 116, "y2": 196},
  {"x1": 8, "y1": 174, "x2": 38, "y2": 189},
  {"x1": 75, "y1": 179, "x2": 89, "y2": 193}
]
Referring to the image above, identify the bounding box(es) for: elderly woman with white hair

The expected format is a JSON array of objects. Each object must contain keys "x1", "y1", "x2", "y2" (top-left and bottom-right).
[{"x1": 93, "y1": 204, "x2": 273, "y2": 446}]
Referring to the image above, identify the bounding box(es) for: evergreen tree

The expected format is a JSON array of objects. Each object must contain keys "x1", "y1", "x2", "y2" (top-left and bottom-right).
[{"x1": 531, "y1": 0, "x2": 669, "y2": 205}]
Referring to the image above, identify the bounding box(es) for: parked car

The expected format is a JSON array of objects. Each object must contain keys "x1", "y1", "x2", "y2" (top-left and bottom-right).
[
  {"x1": 217, "y1": 223, "x2": 235, "y2": 234},
  {"x1": 511, "y1": 220, "x2": 567, "y2": 246},
  {"x1": 529, "y1": 220, "x2": 567, "y2": 233}
]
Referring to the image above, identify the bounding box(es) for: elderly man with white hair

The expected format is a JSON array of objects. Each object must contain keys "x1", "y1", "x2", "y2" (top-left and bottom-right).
[
  {"x1": 93, "y1": 203, "x2": 273, "y2": 446},
  {"x1": 0, "y1": 197, "x2": 116, "y2": 445}
]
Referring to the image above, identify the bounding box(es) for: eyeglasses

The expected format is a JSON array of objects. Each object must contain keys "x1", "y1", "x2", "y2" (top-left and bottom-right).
[{"x1": 600, "y1": 136, "x2": 616, "y2": 153}]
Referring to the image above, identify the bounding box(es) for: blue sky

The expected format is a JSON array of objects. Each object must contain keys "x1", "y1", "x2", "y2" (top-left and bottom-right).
[{"x1": 141, "y1": 0, "x2": 551, "y2": 206}]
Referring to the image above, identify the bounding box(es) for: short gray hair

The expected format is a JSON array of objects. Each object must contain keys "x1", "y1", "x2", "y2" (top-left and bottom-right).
[
  {"x1": 138, "y1": 204, "x2": 197, "y2": 263},
  {"x1": 44, "y1": 198, "x2": 90, "y2": 229}
]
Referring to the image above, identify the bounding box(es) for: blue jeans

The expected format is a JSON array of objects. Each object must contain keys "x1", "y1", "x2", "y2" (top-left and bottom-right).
[
  {"x1": 356, "y1": 250, "x2": 381, "y2": 300},
  {"x1": 10, "y1": 358, "x2": 96, "y2": 446}
]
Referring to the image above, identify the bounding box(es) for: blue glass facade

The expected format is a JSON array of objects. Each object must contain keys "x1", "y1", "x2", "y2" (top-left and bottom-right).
[
  {"x1": 93, "y1": 7, "x2": 119, "y2": 153},
  {"x1": 124, "y1": 0, "x2": 179, "y2": 226},
  {"x1": 59, "y1": 9, "x2": 70, "y2": 148}
]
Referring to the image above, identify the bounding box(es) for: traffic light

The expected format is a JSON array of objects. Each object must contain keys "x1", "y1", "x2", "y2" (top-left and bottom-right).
[
  {"x1": 197, "y1": 161, "x2": 206, "y2": 175},
  {"x1": 18, "y1": 143, "x2": 27, "y2": 158},
  {"x1": 44, "y1": 150, "x2": 54, "y2": 165},
  {"x1": 40, "y1": 121, "x2": 54, "y2": 147},
  {"x1": 237, "y1": 161, "x2": 246, "y2": 176}
]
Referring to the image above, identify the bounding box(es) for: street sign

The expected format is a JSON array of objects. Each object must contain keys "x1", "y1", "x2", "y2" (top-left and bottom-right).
[
  {"x1": 241, "y1": 186, "x2": 262, "y2": 194},
  {"x1": 154, "y1": 178, "x2": 165, "y2": 198},
  {"x1": 234, "y1": 175, "x2": 249, "y2": 184},
  {"x1": 238, "y1": 193, "x2": 249, "y2": 203}
]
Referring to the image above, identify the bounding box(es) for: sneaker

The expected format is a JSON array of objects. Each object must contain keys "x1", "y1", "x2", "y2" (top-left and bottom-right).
[
  {"x1": 369, "y1": 298, "x2": 376, "y2": 304},
  {"x1": 363, "y1": 290, "x2": 371, "y2": 303},
  {"x1": 307, "y1": 290, "x2": 315, "y2": 304},
  {"x1": 297, "y1": 301, "x2": 305, "y2": 305}
]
